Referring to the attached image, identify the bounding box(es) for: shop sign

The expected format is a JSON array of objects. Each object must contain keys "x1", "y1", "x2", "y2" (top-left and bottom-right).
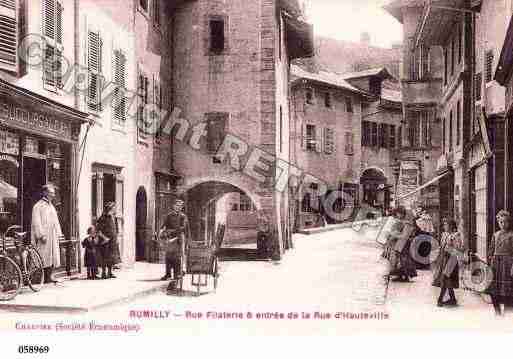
[{"x1": 0, "y1": 100, "x2": 72, "y2": 140}]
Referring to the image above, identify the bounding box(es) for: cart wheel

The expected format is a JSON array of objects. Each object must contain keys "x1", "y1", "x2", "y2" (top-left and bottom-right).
[
  {"x1": 26, "y1": 248, "x2": 44, "y2": 292},
  {"x1": 0, "y1": 255, "x2": 22, "y2": 301}
]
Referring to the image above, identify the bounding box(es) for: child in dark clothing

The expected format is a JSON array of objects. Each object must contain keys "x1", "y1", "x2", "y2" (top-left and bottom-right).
[{"x1": 82, "y1": 226, "x2": 99, "y2": 280}]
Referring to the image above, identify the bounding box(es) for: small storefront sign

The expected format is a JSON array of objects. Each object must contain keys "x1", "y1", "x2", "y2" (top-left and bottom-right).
[{"x1": 0, "y1": 100, "x2": 73, "y2": 141}]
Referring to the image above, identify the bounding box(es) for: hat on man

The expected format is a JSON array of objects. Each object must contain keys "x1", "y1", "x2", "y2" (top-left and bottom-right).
[{"x1": 104, "y1": 201, "x2": 116, "y2": 211}]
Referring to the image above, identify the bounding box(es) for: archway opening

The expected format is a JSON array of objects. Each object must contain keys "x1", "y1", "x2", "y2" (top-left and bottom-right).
[
  {"x1": 135, "y1": 186, "x2": 148, "y2": 261},
  {"x1": 360, "y1": 168, "x2": 390, "y2": 215},
  {"x1": 185, "y1": 181, "x2": 261, "y2": 260}
]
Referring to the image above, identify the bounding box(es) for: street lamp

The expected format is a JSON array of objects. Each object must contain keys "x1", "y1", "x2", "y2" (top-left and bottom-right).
[{"x1": 390, "y1": 159, "x2": 401, "y2": 209}]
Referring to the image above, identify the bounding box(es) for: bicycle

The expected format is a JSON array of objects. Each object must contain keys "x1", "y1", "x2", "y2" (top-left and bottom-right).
[{"x1": 0, "y1": 225, "x2": 45, "y2": 301}]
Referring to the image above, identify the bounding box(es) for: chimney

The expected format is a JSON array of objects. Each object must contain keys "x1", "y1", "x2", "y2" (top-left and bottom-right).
[{"x1": 360, "y1": 32, "x2": 371, "y2": 45}]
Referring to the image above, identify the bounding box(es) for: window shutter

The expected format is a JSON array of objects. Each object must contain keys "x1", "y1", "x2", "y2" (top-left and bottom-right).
[
  {"x1": 301, "y1": 123, "x2": 306, "y2": 149},
  {"x1": 0, "y1": 0, "x2": 19, "y2": 73},
  {"x1": 315, "y1": 126, "x2": 323, "y2": 153},
  {"x1": 87, "y1": 30, "x2": 102, "y2": 112},
  {"x1": 56, "y1": 1, "x2": 63, "y2": 44},
  {"x1": 323, "y1": 128, "x2": 334, "y2": 154},
  {"x1": 43, "y1": 0, "x2": 55, "y2": 40},
  {"x1": 113, "y1": 49, "x2": 126, "y2": 124},
  {"x1": 485, "y1": 50, "x2": 494, "y2": 83}
]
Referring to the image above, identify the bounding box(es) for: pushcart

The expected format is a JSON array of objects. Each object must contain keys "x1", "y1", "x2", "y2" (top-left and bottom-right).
[{"x1": 183, "y1": 242, "x2": 219, "y2": 295}]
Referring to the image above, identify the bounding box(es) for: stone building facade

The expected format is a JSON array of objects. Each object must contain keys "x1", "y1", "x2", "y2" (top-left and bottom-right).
[
  {"x1": 385, "y1": 0, "x2": 509, "y2": 258},
  {"x1": 290, "y1": 66, "x2": 402, "y2": 229},
  {"x1": 169, "y1": 0, "x2": 313, "y2": 257}
]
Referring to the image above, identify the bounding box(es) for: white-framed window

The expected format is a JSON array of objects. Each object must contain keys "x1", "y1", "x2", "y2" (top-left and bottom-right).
[
  {"x1": 86, "y1": 29, "x2": 103, "y2": 113},
  {"x1": 112, "y1": 48, "x2": 127, "y2": 126},
  {"x1": 42, "y1": 0, "x2": 64, "y2": 91}
]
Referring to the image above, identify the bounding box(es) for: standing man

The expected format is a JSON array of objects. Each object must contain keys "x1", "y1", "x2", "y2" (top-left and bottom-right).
[
  {"x1": 31, "y1": 184, "x2": 63, "y2": 284},
  {"x1": 159, "y1": 198, "x2": 190, "y2": 291}
]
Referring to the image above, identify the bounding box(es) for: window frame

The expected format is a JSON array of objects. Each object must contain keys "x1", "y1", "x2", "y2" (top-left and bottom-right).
[{"x1": 42, "y1": 0, "x2": 64, "y2": 93}]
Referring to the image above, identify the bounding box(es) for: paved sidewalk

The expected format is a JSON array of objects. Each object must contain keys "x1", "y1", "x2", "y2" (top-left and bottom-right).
[{"x1": 0, "y1": 262, "x2": 167, "y2": 313}]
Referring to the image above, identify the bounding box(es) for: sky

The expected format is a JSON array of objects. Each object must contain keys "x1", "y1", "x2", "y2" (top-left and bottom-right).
[{"x1": 304, "y1": 0, "x2": 404, "y2": 49}]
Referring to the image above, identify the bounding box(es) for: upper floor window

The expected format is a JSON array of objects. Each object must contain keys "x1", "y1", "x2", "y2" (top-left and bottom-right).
[
  {"x1": 370, "y1": 78, "x2": 381, "y2": 96},
  {"x1": 305, "y1": 124, "x2": 316, "y2": 152},
  {"x1": 449, "y1": 110, "x2": 453, "y2": 152},
  {"x1": 324, "y1": 128, "x2": 335, "y2": 154},
  {"x1": 42, "y1": 0, "x2": 64, "y2": 91},
  {"x1": 112, "y1": 49, "x2": 127, "y2": 126},
  {"x1": 324, "y1": 92, "x2": 332, "y2": 108},
  {"x1": 87, "y1": 30, "x2": 103, "y2": 113},
  {"x1": 444, "y1": 46, "x2": 448, "y2": 86},
  {"x1": 209, "y1": 18, "x2": 225, "y2": 54},
  {"x1": 0, "y1": 0, "x2": 21, "y2": 74},
  {"x1": 137, "y1": 70, "x2": 150, "y2": 140},
  {"x1": 206, "y1": 112, "x2": 228, "y2": 155},
  {"x1": 344, "y1": 132, "x2": 354, "y2": 155},
  {"x1": 305, "y1": 87, "x2": 314, "y2": 104},
  {"x1": 451, "y1": 37, "x2": 455, "y2": 76},
  {"x1": 345, "y1": 97, "x2": 353, "y2": 113}
]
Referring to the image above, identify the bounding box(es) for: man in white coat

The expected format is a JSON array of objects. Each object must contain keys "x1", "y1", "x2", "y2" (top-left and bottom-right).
[{"x1": 31, "y1": 184, "x2": 63, "y2": 284}]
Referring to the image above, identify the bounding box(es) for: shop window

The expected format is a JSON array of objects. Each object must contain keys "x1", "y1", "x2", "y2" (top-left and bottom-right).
[
  {"x1": 206, "y1": 112, "x2": 228, "y2": 154},
  {"x1": 113, "y1": 49, "x2": 127, "y2": 126},
  {"x1": 209, "y1": 18, "x2": 225, "y2": 54},
  {"x1": 87, "y1": 30, "x2": 103, "y2": 113},
  {"x1": 42, "y1": 0, "x2": 64, "y2": 91},
  {"x1": 0, "y1": 129, "x2": 19, "y2": 233},
  {"x1": 302, "y1": 193, "x2": 314, "y2": 213}
]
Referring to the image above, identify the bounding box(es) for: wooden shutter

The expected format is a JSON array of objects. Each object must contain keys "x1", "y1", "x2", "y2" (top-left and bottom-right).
[
  {"x1": 87, "y1": 30, "x2": 102, "y2": 112},
  {"x1": 0, "y1": 0, "x2": 19, "y2": 73},
  {"x1": 323, "y1": 128, "x2": 334, "y2": 154},
  {"x1": 56, "y1": 1, "x2": 63, "y2": 44},
  {"x1": 301, "y1": 123, "x2": 306, "y2": 149},
  {"x1": 113, "y1": 49, "x2": 126, "y2": 124}
]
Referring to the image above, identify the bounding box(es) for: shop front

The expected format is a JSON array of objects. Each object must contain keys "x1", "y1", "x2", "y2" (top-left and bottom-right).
[{"x1": 0, "y1": 80, "x2": 87, "y2": 276}]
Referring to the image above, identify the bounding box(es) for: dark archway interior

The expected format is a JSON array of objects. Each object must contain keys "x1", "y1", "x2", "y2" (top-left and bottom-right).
[
  {"x1": 185, "y1": 181, "x2": 263, "y2": 261},
  {"x1": 360, "y1": 168, "x2": 389, "y2": 211},
  {"x1": 135, "y1": 187, "x2": 148, "y2": 261}
]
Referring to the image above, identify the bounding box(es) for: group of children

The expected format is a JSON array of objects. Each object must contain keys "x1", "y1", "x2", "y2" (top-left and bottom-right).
[{"x1": 81, "y1": 225, "x2": 114, "y2": 280}]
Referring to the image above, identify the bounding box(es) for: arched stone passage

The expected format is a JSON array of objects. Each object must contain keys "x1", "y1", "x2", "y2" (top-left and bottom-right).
[{"x1": 184, "y1": 181, "x2": 258, "y2": 246}]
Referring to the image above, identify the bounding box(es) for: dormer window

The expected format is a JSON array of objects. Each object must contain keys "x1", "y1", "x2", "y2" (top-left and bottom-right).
[{"x1": 370, "y1": 78, "x2": 381, "y2": 96}]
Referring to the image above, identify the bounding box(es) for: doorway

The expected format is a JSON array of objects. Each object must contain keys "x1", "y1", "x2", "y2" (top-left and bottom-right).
[
  {"x1": 23, "y1": 157, "x2": 46, "y2": 233},
  {"x1": 135, "y1": 187, "x2": 148, "y2": 261}
]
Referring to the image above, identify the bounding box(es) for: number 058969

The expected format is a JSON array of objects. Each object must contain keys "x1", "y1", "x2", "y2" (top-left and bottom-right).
[{"x1": 18, "y1": 345, "x2": 50, "y2": 354}]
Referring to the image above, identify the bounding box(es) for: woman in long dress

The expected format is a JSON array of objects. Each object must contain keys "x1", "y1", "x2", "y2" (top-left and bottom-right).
[
  {"x1": 486, "y1": 210, "x2": 513, "y2": 316},
  {"x1": 432, "y1": 218, "x2": 463, "y2": 307}
]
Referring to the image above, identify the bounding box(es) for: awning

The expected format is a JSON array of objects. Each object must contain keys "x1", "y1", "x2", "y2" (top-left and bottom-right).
[{"x1": 397, "y1": 171, "x2": 450, "y2": 201}]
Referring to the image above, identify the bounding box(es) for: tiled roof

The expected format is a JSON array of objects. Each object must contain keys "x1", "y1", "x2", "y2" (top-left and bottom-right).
[
  {"x1": 340, "y1": 67, "x2": 395, "y2": 81},
  {"x1": 290, "y1": 65, "x2": 369, "y2": 96}
]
